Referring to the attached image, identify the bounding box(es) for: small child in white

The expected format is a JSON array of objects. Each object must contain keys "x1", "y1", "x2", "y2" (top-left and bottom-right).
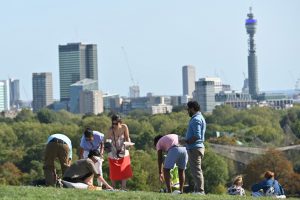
[{"x1": 227, "y1": 175, "x2": 246, "y2": 196}]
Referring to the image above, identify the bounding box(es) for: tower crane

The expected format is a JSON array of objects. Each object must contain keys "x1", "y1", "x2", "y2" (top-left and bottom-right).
[
  {"x1": 121, "y1": 46, "x2": 137, "y2": 86},
  {"x1": 121, "y1": 46, "x2": 140, "y2": 98}
]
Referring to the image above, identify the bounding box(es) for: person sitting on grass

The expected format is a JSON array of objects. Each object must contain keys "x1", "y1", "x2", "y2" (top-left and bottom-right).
[
  {"x1": 63, "y1": 150, "x2": 113, "y2": 190},
  {"x1": 251, "y1": 171, "x2": 285, "y2": 198},
  {"x1": 227, "y1": 175, "x2": 245, "y2": 196}
]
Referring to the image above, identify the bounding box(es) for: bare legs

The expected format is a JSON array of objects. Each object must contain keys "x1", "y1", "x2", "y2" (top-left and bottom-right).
[
  {"x1": 178, "y1": 168, "x2": 185, "y2": 194},
  {"x1": 163, "y1": 168, "x2": 171, "y2": 193},
  {"x1": 111, "y1": 180, "x2": 127, "y2": 190}
]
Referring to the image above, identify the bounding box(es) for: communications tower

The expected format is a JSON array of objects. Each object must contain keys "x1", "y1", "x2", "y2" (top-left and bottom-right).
[{"x1": 245, "y1": 7, "x2": 259, "y2": 98}]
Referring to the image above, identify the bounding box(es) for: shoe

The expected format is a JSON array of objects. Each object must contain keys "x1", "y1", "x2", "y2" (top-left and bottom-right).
[
  {"x1": 192, "y1": 191, "x2": 205, "y2": 195},
  {"x1": 172, "y1": 190, "x2": 182, "y2": 195}
]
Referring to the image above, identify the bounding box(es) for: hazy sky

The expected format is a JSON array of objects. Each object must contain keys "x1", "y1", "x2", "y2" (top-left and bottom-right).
[{"x1": 1, "y1": 0, "x2": 300, "y2": 100}]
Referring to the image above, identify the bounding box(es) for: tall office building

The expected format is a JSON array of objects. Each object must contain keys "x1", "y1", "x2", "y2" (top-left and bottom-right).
[
  {"x1": 193, "y1": 79, "x2": 215, "y2": 113},
  {"x1": 59, "y1": 43, "x2": 98, "y2": 101},
  {"x1": 69, "y1": 79, "x2": 98, "y2": 113},
  {"x1": 32, "y1": 73, "x2": 53, "y2": 112},
  {"x1": 9, "y1": 78, "x2": 20, "y2": 108},
  {"x1": 0, "y1": 80, "x2": 10, "y2": 111},
  {"x1": 245, "y1": 7, "x2": 259, "y2": 98},
  {"x1": 182, "y1": 65, "x2": 196, "y2": 96}
]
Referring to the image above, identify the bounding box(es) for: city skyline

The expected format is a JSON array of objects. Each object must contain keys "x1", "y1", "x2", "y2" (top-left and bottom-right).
[{"x1": 1, "y1": 1, "x2": 300, "y2": 100}]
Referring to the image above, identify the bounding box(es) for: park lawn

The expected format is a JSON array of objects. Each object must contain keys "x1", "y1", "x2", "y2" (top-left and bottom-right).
[{"x1": 0, "y1": 186, "x2": 298, "y2": 200}]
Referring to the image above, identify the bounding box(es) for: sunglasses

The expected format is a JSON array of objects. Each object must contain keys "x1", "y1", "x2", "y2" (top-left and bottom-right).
[{"x1": 112, "y1": 122, "x2": 118, "y2": 125}]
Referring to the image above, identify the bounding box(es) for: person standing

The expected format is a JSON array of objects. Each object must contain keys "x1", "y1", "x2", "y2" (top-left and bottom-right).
[
  {"x1": 44, "y1": 133, "x2": 72, "y2": 186},
  {"x1": 107, "y1": 114, "x2": 133, "y2": 190},
  {"x1": 79, "y1": 127, "x2": 105, "y2": 186},
  {"x1": 154, "y1": 134, "x2": 188, "y2": 194},
  {"x1": 185, "y1": 100, "x2": 206, "y2": 194}
]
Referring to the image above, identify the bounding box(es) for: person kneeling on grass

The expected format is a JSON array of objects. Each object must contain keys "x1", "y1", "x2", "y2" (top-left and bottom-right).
[
  {"x1": 63, "y1": 150, "x2": 113, "y2": 190},
  {"x1": 154, "y1": 134, "x2": 188, "y2": 194}
]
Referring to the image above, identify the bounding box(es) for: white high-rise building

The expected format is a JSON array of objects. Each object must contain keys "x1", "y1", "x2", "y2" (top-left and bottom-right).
[
  {"x1": 0, "y1": 80, "x2": 10, "y2": 111},
  {"x1": 79, "y1": 90, "x2": 103, "y2": 115},
  {"x1": 129, "y1": 85, "x2": 140, "y2": 98},
  {"x1": 182, "y1": 65, "x2": 196, "y2": 97}
]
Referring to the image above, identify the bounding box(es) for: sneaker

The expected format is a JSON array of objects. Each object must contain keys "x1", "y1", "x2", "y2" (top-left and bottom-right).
[
  {"x1": 192, "y1": 191, "x2": 205, "y2": 195},
  {"x1": 172, "y1": 190, "x2": 182, "y2": 195}
]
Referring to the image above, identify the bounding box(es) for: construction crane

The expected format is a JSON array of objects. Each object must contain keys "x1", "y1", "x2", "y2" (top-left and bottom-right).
[
  {"x1": 121, "y1": 46, "x2": 136, "y2": 86},
  {"x1": 121, "y1": 46, "x2": 140, "y2": 98}
]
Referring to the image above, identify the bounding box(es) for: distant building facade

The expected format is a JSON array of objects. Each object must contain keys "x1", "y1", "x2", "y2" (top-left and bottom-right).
[
  {"x1": 194, "y1": 79, "x2": 215, "y2": 113},
  {"x1": 129, "y1": 85, "x2": 140, "y2": 98},
  {"x1": 79, "y1": 90, "x2": 103, "y2": 115},
  {"x1": 69, "y1": 79, "x2": 98, "y2": 113},
  {"x1": 59, "y1": 43, "x2": 98, "y2": 101},
  {"x1": 9, "y1": 78, "x2": 20, "y2": 108},
  {"x1": 32, "y1": 73, "x2": 53, "y2": 112},
  {"x1": 0, "y1": 80, "x2": 10, "y2": 112},
  {"x1": 182, "y1": 65, "x2": 196, "y2": 97}
]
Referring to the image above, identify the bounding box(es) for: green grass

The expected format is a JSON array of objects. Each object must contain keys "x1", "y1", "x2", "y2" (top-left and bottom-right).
[{"x1": 0, "y1": 186, "x2": 298, "y2": 200}]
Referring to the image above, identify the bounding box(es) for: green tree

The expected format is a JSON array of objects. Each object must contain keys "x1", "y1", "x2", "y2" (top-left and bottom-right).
[
  {"x1": 202, "y1": 148, "x2": 229, "y2": 194},
  {"x1": 244, "y1": 149, "x2": 300, "y2": 195},
  {"x1": 37, "y1": 108, "x2": 57, "y2": 124}
]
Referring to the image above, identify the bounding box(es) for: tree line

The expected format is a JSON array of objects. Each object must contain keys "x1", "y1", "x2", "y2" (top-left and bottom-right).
[{"x1": 0, "y1": 105, "x2": 300, "y2": 195}]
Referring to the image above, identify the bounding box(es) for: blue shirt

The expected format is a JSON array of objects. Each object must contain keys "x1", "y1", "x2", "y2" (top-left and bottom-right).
[
  {"x1": 185, "y1": 112, "x2": 206, "y2": 150},
  {"x1": 47, "y1": 133, "x2": 72, "y2": 160},
  {"x1": 252, "y1": 178, "x2": 285, "y2": 195},
  {"x1": 80, "y1": 131, "x2": 104, "y2": 151}
]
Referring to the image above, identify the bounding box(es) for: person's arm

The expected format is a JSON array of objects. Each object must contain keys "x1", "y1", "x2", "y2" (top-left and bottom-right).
[
  {"x1": 79, "y1": 148, "x2": 84, "y2": 159},
  {"x1": 97, "y1": 176, "x2": 113, "y2": 189},
  {"x1": 157, "y1": 150, "x2": 164, "y2": 182},
  {"x1": 100, "y1": 141, "x2": 104, "y2": 157},
  {"x1": 186, "y1": 119, "x2": 201, "y2": 144},
  {"x1": 252, "y1": 182, "x2": 263, "y2": 192},
  {"x1": 68, "y1": 142, "x2": 72, "y2": 165},
  {"x1": 123, "y1": 124, "x2": 131, "y2": 142},
  {"x1": 79, "y1": 136, "x2": 85, "y2": 159}
]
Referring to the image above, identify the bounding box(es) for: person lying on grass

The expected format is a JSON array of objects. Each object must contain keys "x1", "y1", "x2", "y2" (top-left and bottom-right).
[{"x1": 63, "y1": 149, "x2": 113, "y2": 189}]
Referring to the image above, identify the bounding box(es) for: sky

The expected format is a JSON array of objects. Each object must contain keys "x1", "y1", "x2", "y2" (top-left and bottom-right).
[{"x1": 1, "y1": 0, "x2": 300, "y2": 100}]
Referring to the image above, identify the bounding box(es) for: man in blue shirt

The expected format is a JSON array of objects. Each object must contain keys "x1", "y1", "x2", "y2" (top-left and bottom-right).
[
  {"x1": 79, "y1": 127, "x2": 105, "y2": 186},
  {"x1": 185, "y1": 101, "x2": 206, "y2": 194},
  {"x1": 44, "y1": 133, "x2": 72, "y2": 186}
]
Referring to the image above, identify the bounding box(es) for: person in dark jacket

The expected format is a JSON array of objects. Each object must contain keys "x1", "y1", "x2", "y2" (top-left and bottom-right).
[{"x1": 251, "y1": 171, "x2": 285, "y2": 198}]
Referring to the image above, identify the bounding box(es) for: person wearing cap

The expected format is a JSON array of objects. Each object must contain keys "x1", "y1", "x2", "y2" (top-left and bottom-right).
[
  {"x1": 106, "y1": 114, "x2": 133, "y2": 190},
  {"x1": 79, "y1": 128, "x2": 105, "y2": 186},
  {"x1": 251, "y1": 171, "x2": 285, "y2": 197},
  {"x1": 44, "y1": 133, "x2": 72, "y2": 186},
  {"x1": 154, "y1": 134, "x2": 188, "y2": 194},
  {"x1": 63, "y1": 150, "x2": 113, "y2": 189}
]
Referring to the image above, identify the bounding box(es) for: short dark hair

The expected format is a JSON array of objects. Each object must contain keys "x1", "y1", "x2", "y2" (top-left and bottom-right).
[
  {"x1": 84, "y1": 128, "x2": 93, "y2": 138},
  {"x1": 187, "y1": 101, "x2": 200, "y2": 111},
  {"x1": 154, "y1": 135, "x2": 163, "y2": 147},
  {"x1": 88, "y1": 149, "x2": 101, "y2": 158},
  {"x1": 111, "y1": 114, "x2": 122, "y2": 123},
  {"x1": 264, "y1": 171, "x2": 275, "y2": 179}
]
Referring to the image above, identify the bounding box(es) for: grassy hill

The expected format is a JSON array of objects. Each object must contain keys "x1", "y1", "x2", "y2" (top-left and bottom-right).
[{"x1": 0, "y1": 186, "x2": 298, "y2": 200}]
